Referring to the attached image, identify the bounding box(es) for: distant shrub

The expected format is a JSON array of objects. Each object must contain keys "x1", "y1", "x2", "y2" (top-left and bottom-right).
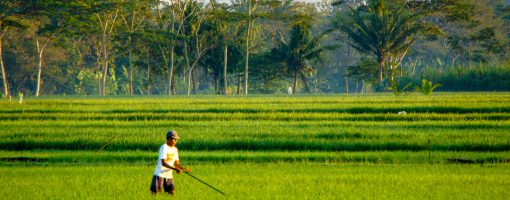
[
  {"x1": 415, "y1": 64, "x2": 510, "y2": 91},
  {"x1": 387, "y1": 79, "x2": 413, "y2": 96},
  {"x1": 415, "y1": 79, "x2": 441, "y2": 96}
]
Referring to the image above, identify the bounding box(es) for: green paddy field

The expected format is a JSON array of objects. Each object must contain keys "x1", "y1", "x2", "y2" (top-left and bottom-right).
[{"x1": 1, "y1": 93, "x2": 509, "y2": 199}]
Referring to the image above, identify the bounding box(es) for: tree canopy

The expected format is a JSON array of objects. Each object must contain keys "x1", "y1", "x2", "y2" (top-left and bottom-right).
[{"x1": 1, "y1": 0, "x2": 509, "y2": 97}]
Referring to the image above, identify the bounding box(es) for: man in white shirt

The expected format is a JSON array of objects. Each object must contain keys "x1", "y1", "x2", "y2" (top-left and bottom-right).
[{"x1": 150, "y1": 130, "x2": 191, "y2": 195}]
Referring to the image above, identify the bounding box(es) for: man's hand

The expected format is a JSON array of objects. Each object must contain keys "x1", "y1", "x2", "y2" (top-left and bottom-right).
[{"x1": 175, "y1": 167, "x2": 191, "y2": 173}]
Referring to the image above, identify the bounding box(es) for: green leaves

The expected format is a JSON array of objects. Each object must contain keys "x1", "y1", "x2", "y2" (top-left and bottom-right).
[
  {"x1": 334, "y1": 0, "x2": 438, "y2": 82},
  {"x1": 414, "y1": 79, "x2": 441, "y2": 96},
  {"x1": 1, "y1": 16, "x2": 29, "y2": 29},
  {"x1": 387, "y1": 79, "x2": 412, "y2": 96},
  {"x1": 0, "y1": 0, "x2": 32, "y2": 30},
  {"x1": 269, "y1": 18, "x2": 333, "y2": 93}
]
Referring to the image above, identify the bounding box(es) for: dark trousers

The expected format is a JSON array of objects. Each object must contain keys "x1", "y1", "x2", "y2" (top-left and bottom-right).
[{"x1": 150, "y1": 175, "x2": 175, "y2": 194}]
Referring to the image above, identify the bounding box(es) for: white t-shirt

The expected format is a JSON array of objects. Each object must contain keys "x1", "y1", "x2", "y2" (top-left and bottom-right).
[{"x1": 153, "y1": 144, "x2": 179, "y2": 178}]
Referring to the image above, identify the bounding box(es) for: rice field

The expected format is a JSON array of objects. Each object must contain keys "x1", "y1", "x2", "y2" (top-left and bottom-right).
[
  {"x1": 1, "y1": 164, "x2": 509, "y2": 200},
  {"x1": 1, "y1": 93, "x2": 509, "y2": 199}
]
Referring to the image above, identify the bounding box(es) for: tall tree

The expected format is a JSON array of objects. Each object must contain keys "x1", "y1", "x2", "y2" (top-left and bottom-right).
[
  {"x1": 157, "y1": 0, "x2": 196, "y2": 95},
  {"x1": 210, "y1": 1, "x2": 242, "y2": 95},
  {"x1": 243, "y1": 0, "x2": 256, "y2": 95},
  {"x1": 33, "y1": 0, "x2": 97, "y2": 96},
  {"x1": 119, "y1": 0, "x2": 149, "y2": 95},
  {"x1": 232, "y1": 0, "x2": 284, "y2": 95},
  {"x1": 89, "y1": 1, "x2": 120, "y2": 96},
  {"x1": 334, "y1": 0, "x2": 432, "y2": 83},
  {"x1": 272, "y1": 18, "x2": 334, "y2": 93},
  {"x1": 178, "y1": 1, "x2": 217, "y2": 95},
  {"x1": 0, "y1": 0, "x2": 30, "y2": 98}
]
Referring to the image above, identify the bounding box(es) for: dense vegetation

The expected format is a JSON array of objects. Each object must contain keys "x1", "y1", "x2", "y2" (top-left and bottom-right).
[{"x1": 1, "y1": 0, "x2": 509, "y2": 97}]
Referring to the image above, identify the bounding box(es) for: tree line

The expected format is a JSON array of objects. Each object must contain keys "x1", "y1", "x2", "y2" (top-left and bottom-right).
[{"x1": 1, "y1": 0, "x2": 509, "y2": 97}]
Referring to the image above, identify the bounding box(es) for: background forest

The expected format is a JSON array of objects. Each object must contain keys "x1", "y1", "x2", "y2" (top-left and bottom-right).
[{"x1": 1, "y1": 0, "x2": 510, "y2": 97}]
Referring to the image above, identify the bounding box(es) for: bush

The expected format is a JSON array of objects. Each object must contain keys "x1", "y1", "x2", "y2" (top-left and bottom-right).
[
  {"x1": 414, "y1": 79, "x2": 441, "y2": 95},
  {"x1": 411, "y1": 64, "x2": 510, "y2": 91}
]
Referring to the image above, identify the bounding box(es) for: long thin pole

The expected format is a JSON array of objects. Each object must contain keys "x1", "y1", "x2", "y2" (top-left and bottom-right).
[
  {"x1": 184, "y1": 172, "x2": 226, "y2": 196},
  {"x1": 96, "y1": 136, "x2": 117, "y2": 153}
]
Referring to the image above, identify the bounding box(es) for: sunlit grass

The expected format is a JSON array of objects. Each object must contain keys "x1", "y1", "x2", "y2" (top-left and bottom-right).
[
  {"x1": 1, "y1": 93, "x2": 509, "y2": 153},
  {"x1": 1, "y1": 163, "x2": 509, "y2": 199},
  {"x1": 1, "y1": 93, "x2": 509, "y2": 199}
]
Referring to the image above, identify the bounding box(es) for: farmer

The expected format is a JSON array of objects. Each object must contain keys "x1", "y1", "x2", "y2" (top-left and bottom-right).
[{"x1": 150, "y1": 130, "x2": 191, "y2": 195}]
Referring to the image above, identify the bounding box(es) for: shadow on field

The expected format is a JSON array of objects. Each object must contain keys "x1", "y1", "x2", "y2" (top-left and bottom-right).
[
  {"x1": 0, "y1": 157, "x2": 48, "y2": 163},
  {"x1": 2, "y1": 140, "x2": 510, "y2": 152},
  {"x1": 446, "y1": 158, "x2": 510, "y2": 164}
]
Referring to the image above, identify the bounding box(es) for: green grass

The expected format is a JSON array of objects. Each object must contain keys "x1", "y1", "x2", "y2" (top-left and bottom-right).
[
  {"x1": 0, "y1": 93, "x2": 509, "y2": 156},
  {"x1": 1, "y1": 163, "x2": 509, "y2": 200},
  {"x1": 1, "y1": 93, "x2": 510, "y2": 199},
  {"x1": 1, "y1": 119, "x2": 509, "y2": 151},
  {"x1": 1, "y1": 150, "x2": 509, "y2": 164}
]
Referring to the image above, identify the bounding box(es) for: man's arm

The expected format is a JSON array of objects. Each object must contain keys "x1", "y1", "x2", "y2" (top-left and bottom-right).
[
  {"x1": 160, "y1": 159, "x2": 182, "y2": 173},
  {"x1": 174, "y1": 160, "x2": 191, "y2": 173},
  {"x1": 160, "y1": 160, "x2": 191, "y2": 173}
]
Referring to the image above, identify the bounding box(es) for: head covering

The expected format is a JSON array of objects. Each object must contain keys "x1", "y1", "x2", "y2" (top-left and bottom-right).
[{"x1": 166, "y1": 130, "x2": 180, "y2": 140}]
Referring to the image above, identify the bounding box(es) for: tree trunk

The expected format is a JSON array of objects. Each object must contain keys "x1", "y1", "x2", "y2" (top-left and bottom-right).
[
  {"x1": 128, "y1": 36, "x2": 133, "y2": 95},
  {"x1": 215, "y1": 77, "x2": 220, "y2": 94},
  {"x1": 186, "y1": 63, "x2": 194, "y2": 95},
  {"x1": 345, "y1": 77, "x2": 349, "y2": 95},
  {"x1": 356, "y1": 81, "x2": 359, "y2": 95},
  {"x1": 146, "y1": 49, "x2": 151, "y2": 95},
  {"x1": 345, "y1": 45, "x2": 351, "y2": 94},
  {"x1": 293, "y1": 65, "x2": 298, "y2": 94},
  {"x1": 101, "y1": 32, "x2": 109, "y2": 96},
  {"x1": 191, "y1": 68, "x2": 198, "y2": 94},
  {"x1": 223, "y1": 44, "x2": 228, "y2": 95},
  {"x1": 389, "y1": 57, "x2": 394, "y2": 82},
  {"x1": 36, "y1": 50, "x2": 44, "y2": 97},
  {"x1": 316, "y1": 72, "x2": 321, "y2": 93},
  {"x1": 0, "y1": 36, "x2": 9, "y2": 98},
  {"x1": 184, "y1": 43, "x2": 192, "y2": 96},
  {"x1": 96, "y1": 9, "x2": 118, "y2": 96},
  {"x1": 378, "y1": 58, "x2": 384, "y2": 83},
  {"x1": 244, "y1": 1, "x2": 252, "y2": 96},
  {"x1": 96, "y1": 47, "x2": 102, "y2": 95},
  {"x1": 361, "y1": 80, "x2": 365, "y2": 94},
  {"x1": 36, "y1": 38, "x2": 49, "y2": 97},
  {"x1": 237, "y1": 73, "x2": 242, "y2": 95},
  {"x1": 183, "y1": 39, "x2": 209, "y2": 95},
  {"x1": 169, "y1": 46, "x2": 175, "y2": 95},
  {"x1": 244, "y1": 28, "x2": 250, "y2": 96},
  {"x1": 300, "y1": 72, "x2": 310, "y2": 93}
]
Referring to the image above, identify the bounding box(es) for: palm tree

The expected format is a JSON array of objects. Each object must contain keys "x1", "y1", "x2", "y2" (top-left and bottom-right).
[
  {"x1": 272, "y1": 20, "x2": 334, "y2": 93},
  {"x1": 334, "y1": 0, "x2": 427, "y2": 83}
]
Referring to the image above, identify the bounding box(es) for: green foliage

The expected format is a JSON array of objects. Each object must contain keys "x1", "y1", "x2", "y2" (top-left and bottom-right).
[
  {"x1": 345, "y1": 56, "x2": 378, "y2": 83},
  {"x1": 411, "y1": 63, "x2": 510, "y2": 91},
  {"x1": 269, "y1": 15, "x2": 335, "y2": 93},
  {"x1": 414, "y1": 79, "x2": 441, "y2": 95},
  {"x1": 387, "y1": 79, "x2": 412, "y2": 96},
  {"x1": 334, "y1": 0, "x2": 431, "y2": 82},
  {"x1": 2, "y1": 0, "x2": 510, "y2": 95}
]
